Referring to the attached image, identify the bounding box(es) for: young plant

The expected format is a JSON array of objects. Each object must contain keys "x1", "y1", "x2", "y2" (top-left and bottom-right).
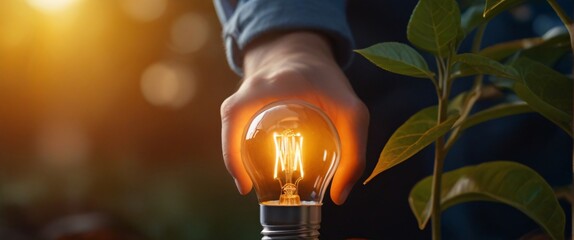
[{"x1": 357, "y1": 0, "x2": 572, "y2": 239}]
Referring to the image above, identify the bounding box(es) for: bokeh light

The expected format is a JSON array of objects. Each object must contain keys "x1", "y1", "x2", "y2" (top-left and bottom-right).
[
  {"x1": 36, "y1": 119, "x2": 90, "y2": 168},
  {"x1": 141, "y1": 61, "x2": 197, "y2": 109},
  {"x1": 0, "y1": 0, "x2": 257, "y2": 239},
  {"x1": 120, "y1": 0, "x2": 167, "y2": 22},
  {"x1": 26, "y1": 0, "x2": 81, "y2": 13},
  {"x1": 170, "y1": 12, "x2": 211, "y2": 54}
]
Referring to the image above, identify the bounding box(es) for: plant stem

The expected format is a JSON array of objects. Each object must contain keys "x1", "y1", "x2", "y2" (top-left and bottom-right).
[
  {"x1": 546, "y1": 0, "x2": 574, "y2": 239},
  {"x1": 431, "y1": 102, "x2": 447, "y2": 240},
  {"x1": 545, "y1": 0, "x2": 572, "y2": 27},
  {"x1": 430, "y1": 57, "x2": 450, "y2": 240},
  {"x1": 549, "y1": 0, "x2": 574, "y2": 236},
  {"x1": 550, "y1": 0, "x2": 574, "y2": 236},
  {"x1": 545, "y1": 0, "x2": 574, "y2": 55},
  {"x1": 445, "y1": 74, "x2": 483, "y2": 152}
]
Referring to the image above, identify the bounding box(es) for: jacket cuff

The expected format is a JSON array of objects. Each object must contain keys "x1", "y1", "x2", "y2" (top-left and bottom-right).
[{"x1": 221, "y1": 0, "x2": 354, "y2": 76}]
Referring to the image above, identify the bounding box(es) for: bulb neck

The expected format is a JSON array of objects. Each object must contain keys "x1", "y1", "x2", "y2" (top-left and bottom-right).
[{"x1": 259, "y1": 204, "x2": 321, "y2": 240}]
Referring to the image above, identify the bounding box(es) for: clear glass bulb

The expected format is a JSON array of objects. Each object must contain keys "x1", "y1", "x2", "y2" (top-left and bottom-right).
[{"x1": 242, "y1": 100, "x2": 341, "y2": 206}]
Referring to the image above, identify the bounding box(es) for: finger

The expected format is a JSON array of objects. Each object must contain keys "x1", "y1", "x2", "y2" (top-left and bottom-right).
[
  {"x1": 329, "y1": 101, "x2": 369, "y2": 205},
  {"x1": 221, "y1": 96, "x2": 253, "y2": 195}
]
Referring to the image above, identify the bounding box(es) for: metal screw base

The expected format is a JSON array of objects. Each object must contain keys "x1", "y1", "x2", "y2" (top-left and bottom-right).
[{"x1": 260, "y1": 204, "x2": 321, "y2": 240}]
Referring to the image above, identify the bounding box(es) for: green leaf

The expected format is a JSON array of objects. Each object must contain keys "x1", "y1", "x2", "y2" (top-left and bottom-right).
[
  {"x1": 448, "y1": 91, "x2": 469, "y2": 114},
  {"x1": 483, "y1": 0, "x2": 525, "y2": 19},
  {"x1": 455, "y1": 4, "x2": 486, "y2": 46},
  {"x1": 461, "y1": 4, "x2": 486, "y2": 36},
  {"x1": 407, "y1": 0, "x2": 461, "y2": 56},
  {"x1": 409, "y1": 161, "x2": 565, "y2": 240},
  {"x1": 521, "y1": 28, "x2": 572, "y2": 66},
  {"x1": 480, "y1": 37, "x2": 544, "y2": 61},
  {"x1": 364, "y1": 107, "x2": 459, "y2": 183},
  {"x1": 461, "y1": 101, "x2": 533, "y2": 130},
  {"x1": 452, "y1": 53, "x2": 519, "y2": 79},
  {"x1": 512, "y1": 58, "x2": 573, "y2": 136},
  {"x1": 480, "y1": 28, "x2": 571, "y2": 62},
  {"x1": 355, "y1": 42, "x2": 434, "y2": 79}
]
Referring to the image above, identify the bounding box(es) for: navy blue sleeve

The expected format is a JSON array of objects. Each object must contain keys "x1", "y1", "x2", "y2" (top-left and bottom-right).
[{"x1": 214, "y1": 0, "x2": 354, "y2": 76}]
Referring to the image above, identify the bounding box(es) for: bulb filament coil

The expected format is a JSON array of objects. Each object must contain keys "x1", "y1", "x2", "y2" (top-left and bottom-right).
[{"x1": 273, "y1": 130, "x2": 304, "y2": 205}]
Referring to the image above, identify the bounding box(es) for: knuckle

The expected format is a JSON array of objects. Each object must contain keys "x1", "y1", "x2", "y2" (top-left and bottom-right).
[
  {"x1": 220, "y1": 95, "x2": 239, "y2": 119},
  {"x1": 222, "y1": 151, "x2": 234, "y2": 170}
]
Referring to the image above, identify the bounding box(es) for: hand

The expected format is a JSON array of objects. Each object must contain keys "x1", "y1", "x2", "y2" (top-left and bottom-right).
[{"x1": 220, "y1": 31, "x2": 369, "y2": 205}]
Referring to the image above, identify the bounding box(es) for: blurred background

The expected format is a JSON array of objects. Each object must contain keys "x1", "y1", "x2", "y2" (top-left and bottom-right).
[
  {"x1": 0, "y1": 0, "x2": 572, "y2": 239},
  {"x1": 0, "y1": 0, "x2": 261, "y2": 239}
]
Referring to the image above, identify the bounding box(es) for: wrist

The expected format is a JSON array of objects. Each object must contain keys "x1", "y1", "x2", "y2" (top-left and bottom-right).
[{"x1": 243, "y1": 31, "x2": 337, "y2": 76}]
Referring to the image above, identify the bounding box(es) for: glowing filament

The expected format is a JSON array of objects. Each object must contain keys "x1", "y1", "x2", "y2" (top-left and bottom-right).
[{"x1": 273, "y1": 130, "x2": 304, "y2": 205}]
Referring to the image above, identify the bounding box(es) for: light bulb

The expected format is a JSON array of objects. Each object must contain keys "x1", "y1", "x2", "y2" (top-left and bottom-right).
[{"x1": 242, "y1": 100, "x2": 341, "y2": 239}]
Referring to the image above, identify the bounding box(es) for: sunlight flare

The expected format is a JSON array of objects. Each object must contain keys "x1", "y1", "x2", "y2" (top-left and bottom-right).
[{"x1": 27, "y1": 0, "x2": 81, "y2": 13}]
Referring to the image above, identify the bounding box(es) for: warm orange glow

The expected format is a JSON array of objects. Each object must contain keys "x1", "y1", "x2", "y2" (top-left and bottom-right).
[
  {"x1": 170, "y1": 12, "x2": 211, "y2": 54},
  {"x1": 120, "y1": 0, "x2": 167, "y2": 22},
  {"x1": 140, "y1": 62, "x2": 197, "y2": 109},
  {"x1": 273, "y1": 130, "x2": 304, "y2": 205},
  {"x1": 26, "y1": 0, "x2": 80, "y2": 13},
  {"x1": 273, "y1": 131, "x2": 304, "y2": 180},
  {"x1": 0, "y1": 0, "x2": 240, "y2": 238},
  {"x1": 36, "y1": 119, "x2": 90, "y2": 168}
]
